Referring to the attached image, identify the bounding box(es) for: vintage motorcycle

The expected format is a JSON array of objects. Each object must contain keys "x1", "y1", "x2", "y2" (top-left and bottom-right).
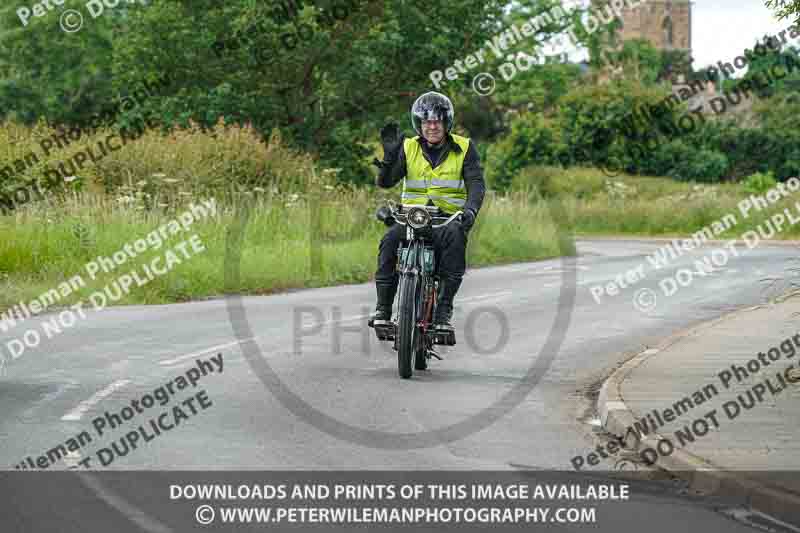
[{"x1": 371, "y1": 202, "x2": 464, "y2": 379}]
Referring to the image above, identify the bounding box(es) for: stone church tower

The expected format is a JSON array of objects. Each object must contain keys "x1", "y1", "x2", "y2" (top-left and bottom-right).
[{"x1": 614, "y1": 0, "x2": 692, "y2": 53}]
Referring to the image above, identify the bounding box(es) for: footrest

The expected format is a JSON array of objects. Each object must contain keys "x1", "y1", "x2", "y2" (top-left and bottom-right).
[
  {"x1": 432, "y1": 330, "x2": 456, "y2": 346},
  {"x1": 373, "y1": 323, "x2": 395, "y2": 341}
]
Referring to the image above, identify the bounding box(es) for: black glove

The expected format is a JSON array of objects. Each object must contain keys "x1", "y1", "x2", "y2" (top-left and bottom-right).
[
  {"x1": 380, "y1": 121, "x2": 404, "y2": 161},
  {"x1": 460, "y1": 208, "x2": 476, "y2": 233},
  {"x1": 375, "y1": 205, "x2": 395, "y2": 227}
]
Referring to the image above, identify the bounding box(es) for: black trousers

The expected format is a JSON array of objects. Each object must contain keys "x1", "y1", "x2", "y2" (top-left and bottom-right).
[{"x1": 375, "y1": 221, "x2": 468, "y2": 287}]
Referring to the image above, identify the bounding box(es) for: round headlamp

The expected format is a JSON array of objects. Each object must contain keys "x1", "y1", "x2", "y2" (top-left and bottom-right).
[{"x1": 407, "y1": 207, "x2": 431, "y2": 229}]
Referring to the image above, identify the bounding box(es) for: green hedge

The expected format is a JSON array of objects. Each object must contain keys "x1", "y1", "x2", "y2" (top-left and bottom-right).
[{"x1": 485, "y1": 80, "x2": 800, "y2": 189}]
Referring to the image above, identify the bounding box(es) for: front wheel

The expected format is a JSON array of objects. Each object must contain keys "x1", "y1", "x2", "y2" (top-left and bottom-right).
[{"x1": 396, "y1": 273, "x2": 419, "y2": 379}]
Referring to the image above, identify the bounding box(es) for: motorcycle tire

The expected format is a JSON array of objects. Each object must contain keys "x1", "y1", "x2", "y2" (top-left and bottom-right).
[
  {"x1": 396, "y1": 274, "x2": 418, "y2": 379},
  {"x1": 414, "y1": 345, "x2": 427, "y2": 370}
]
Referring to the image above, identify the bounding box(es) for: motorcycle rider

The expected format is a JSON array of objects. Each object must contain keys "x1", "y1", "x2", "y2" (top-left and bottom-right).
[{"x1": 368, "y1": 91, "x2": 486, "y2": 333}]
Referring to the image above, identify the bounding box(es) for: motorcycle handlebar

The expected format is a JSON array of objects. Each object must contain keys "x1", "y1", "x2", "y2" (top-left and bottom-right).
[
  {"x1": 431, "y1": 210, "x2": 463, "y2": 228},
  {"x1": 375, "y1": 203, "x2": 463, "y2": 228}
]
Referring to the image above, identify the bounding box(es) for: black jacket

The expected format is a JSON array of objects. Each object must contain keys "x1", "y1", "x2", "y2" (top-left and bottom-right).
[{"x1": 374, "y1": 133, "x2": 486, "y2": 215}]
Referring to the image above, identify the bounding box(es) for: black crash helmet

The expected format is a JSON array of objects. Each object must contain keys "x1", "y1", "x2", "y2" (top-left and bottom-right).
[{"x1": 410, "y1": 91, "x2": 454, "y2": 137}]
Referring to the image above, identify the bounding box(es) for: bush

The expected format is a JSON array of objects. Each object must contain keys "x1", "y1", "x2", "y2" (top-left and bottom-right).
[
  {"x1": 0, "y1": 119, "x2": 323, "y2": 213},
  {"x1": 631, "y1": 138, "x2": 726, "y2": 182},
  {"x1": 510, "y1": 165, "x2": 607, "y2": 200},
  {"x1": 94, "y1": 120, "x2": 319, "y2": 200},
  {"x1": 743, "y1": 171, "x2": 778, "y2": 194},
  {"x1": 557, "y1": 79, "x2": 679, "y2": 168},
  {"x1": 484, "y1": 114, "x2": 562, "y2": 191},
  {"x1": 484, "y1": 80, "x2": 684, "y2": 189}
]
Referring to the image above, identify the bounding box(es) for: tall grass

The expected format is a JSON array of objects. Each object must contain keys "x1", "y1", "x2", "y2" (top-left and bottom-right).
[
  {"x1": 0, "y1": 189, "x2": 563, "y2": 312},
  {"x1": 517, "y1": 166, "x2": 800, "y2": 239},
  {"x1": 0, "y1": 119, "x2": 563, "y2": 312}
]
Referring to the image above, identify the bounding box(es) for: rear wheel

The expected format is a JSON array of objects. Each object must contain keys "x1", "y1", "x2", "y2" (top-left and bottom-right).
[
  {"x1": 396, "y1": 274, "x2": 418, "y2": 379},
  {"x1": 414, "y1": 342, "x2": 427, "y2": 370}
]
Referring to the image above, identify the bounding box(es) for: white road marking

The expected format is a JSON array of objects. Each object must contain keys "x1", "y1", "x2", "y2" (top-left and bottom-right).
[
  {"x1": 334, "y1": 314, "x2": 370, "y2": 323},
  {"x1": 61, "y1": 380, "x2": 130, "y2": 421},
  {"x1": 63, "y1": 450, "x2": 82, "y2": 469},
  {"x1": 20, "y1": 380, "x2": 80, "y2": 419},
  {"x1": 161, "y1": 314, "x2": 371, "y2": 366},
  {"x1": 303, "y1": 314, "x2": 370, "y2": 328},
  {"x1": 158, "y1": 339, "x2": 254, "y2": 366},
  {"x1": 525, "y1": 267, "x2": 588, "y2": 276},
  {"x1": 79, "y1": 474, "x2": 174, "y2": 533},
  {"x1": 605, "y1": 401, "x2": 627, "y2": 411},
  {"x1": 459, "y1": 291, "x2": 513, "y2": 303}
]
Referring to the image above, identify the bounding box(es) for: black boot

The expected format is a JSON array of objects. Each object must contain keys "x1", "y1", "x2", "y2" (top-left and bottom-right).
[
  {"x1": 368, "y1": 280, "x2": 397, "y2": 327},
  {"x1": 433, "y1": 277, "x2": 462, "y2": 331}
]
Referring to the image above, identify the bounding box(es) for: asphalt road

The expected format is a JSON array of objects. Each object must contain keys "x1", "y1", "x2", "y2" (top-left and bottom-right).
[{"x1": 1, "y1": 238, "x2": 797, "y2": 532}]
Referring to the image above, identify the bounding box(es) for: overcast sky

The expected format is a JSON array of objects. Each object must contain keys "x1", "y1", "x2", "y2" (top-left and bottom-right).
[
  {"x1": 693, "y1": 0, "x2": 791, "y2": 70},
  {"x1": 549, "y1": 1, "x2": 794, "y2": 75}
]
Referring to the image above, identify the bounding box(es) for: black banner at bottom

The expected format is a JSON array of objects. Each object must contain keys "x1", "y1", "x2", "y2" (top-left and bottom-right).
[{"x1": 2, "y1": 470, "x2": 797, "y2": 532}]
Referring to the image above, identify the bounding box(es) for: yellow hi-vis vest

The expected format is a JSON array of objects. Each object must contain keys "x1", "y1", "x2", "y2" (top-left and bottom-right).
[{"x1": 401, "y1": 134, "x2": 469, "y2": 215}]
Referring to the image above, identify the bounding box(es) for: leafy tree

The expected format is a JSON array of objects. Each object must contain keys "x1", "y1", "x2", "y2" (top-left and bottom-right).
[
  {"x1": 659, "y1": 49, "x2": 693, "y2": 82},
  {"x1": 766, "y1": 0, "x2": 800, "y2": 23},
  {"x1": 737, "y1": 37, "x2": 800, "y2": 98},
  {"x1": 0, "y1": 0, "x2": 597, "y2": 185},
  {"x1": 0, "y1": 0, "x2": 123, "y2": 125},
  {"x1": 600, "y1": 39, "x2": 663, "y2": 84},
  {"x1": 428, "y1": 1, "x2": 588, "y2": 141}
]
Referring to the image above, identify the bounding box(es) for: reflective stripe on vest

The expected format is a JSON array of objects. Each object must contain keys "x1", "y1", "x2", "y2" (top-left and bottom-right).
[{"x1": 401, "y1": 134, "x2": 470, "y2": 215}]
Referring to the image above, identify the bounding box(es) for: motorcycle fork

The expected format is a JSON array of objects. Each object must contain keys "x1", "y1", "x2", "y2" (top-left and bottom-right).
[{"x1": 420, "y1": 280, "x2": 435, "y2": 330}]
